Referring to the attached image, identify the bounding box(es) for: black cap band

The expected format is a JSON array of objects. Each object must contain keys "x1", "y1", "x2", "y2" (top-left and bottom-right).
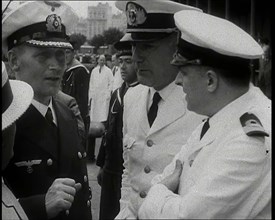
[
  {"x1": 117, "y1": 50, "x2": 132, "y2": 57},
  {"x1": 176, "y1": 38, "x2": 250, "y2": 70},
  {"x1": 7, "y1": 21, "x2": 67, "y2": 50},
  {"x1": 127, "y1": 13, "x2": 176, "y2": 32}
]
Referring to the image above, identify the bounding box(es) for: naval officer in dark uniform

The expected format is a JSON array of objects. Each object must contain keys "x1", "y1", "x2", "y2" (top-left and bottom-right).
[{"x1": 2, "y1": 1, "x2": 92, "y2": 220}]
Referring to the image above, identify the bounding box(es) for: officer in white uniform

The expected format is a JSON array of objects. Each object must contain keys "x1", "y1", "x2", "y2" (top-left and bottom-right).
[
  {"x1": 138, "y1": 10, "x2": 271, "y2": 219},
  {"x1": 114, "y1": 1, "x2": 204, "y2": 219}
]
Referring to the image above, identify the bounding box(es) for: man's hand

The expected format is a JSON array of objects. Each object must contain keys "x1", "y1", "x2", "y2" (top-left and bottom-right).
[
  {"x1": 45, "y1": 178, "x2": 82, "y2": 219},
  {"x1": 97, "y1": 168, "x2": 104, "y2": 186},
  {"x1": 160, "y1": 160, "x2": 183, "y2": 193}
]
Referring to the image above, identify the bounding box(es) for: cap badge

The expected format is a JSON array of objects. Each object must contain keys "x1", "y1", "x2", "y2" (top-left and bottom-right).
[
  {"x1": 44, "y1": 1, "x2": 61, "y2": 12},
  {"x1": 46, "y1": 14, "x2": 62, "y2": 32},
  {"x1": 126, "y1": 2, "x2": 147, "y2": 27}
]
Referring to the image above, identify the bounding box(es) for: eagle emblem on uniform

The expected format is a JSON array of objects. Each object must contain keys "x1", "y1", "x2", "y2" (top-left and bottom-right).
[
  {"x1": 46, "y1": 14, "x2": 62, "y2": 32},
  {"x1": 15, "y1": 160, "x2": 42, "y2": 174},
  {"x1": 126, "y1": 2, "x2": 147, "y2": 27}
]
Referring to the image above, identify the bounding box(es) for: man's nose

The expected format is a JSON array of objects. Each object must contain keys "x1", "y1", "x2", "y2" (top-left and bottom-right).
[
  {"x1": 132, "y1": 45, "x2": 142, "y2": 63},
  {"x1": 175, "y1": 72, "x2": 183, "y2": 86}
]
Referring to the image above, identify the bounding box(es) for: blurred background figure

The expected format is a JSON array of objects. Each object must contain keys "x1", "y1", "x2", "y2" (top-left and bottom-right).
[
  {"x1": 2, "y1": 61, "x2": 33, "y2": 220},
  {"x1": 88, "y1": 54, "x2": 113, "y2": 162},
  {"x1": 105, "y1": 54, "x2": 112, "y2": 69},
  {"x1": 111, "y1": 53, "x2": 124, "y2": 92},
  {"x1": 96, "y1": 35, "x2": 139, "y2": 220},
  {"x1": 62, "y1": 37, "x2": 91, "y2": 148}
]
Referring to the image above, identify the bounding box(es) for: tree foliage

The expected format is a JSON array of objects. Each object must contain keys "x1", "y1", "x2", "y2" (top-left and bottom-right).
[
  {"x1": 103, "y1": 28, "x2": 124, "y2": 45},
  {"x1": 88, "y1": 28, "x2": 125, "y2": 49},
  {"x1": 69, "y1": 33, "x2": 87, "y2": 50},
  {"x1": 88, "y1": 34, "x2": 105, "y2": 50}
]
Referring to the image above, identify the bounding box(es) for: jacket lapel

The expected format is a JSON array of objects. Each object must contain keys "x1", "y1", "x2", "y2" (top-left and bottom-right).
[
  {"x1": 17, "y1": 105, "x2": 59, "y2": 160},
  {"x1": 148, "y1": 86, "x2": 186, "y2": 136},
  {"x1": 137, "y1": 87, "x2": 150, "y2": 135},
  {"x1": 53, "y1": 99, "x2": 78, "y2": 175}
]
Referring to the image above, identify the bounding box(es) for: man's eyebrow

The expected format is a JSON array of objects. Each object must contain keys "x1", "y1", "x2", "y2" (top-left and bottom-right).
[{"x1": 32, "y1": 50, "x2": 50, "y2": 57}]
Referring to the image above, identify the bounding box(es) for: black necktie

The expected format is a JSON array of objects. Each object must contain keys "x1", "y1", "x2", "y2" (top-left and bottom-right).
[
  {"x1": 45, "y1": 107, "x2": 56, "y2": 127},
  {"x1": 148, "y1": 92, "x2": 161, "y2": 127},
  {"x1": 200, "y1": 119, "x2": 210, "y2": 140}
]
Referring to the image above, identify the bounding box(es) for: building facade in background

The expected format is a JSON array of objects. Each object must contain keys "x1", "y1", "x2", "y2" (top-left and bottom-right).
[
  {"x1": 87, "y1": 3, "x2": 112, "y2": 39},
  {"x1": 73, "y1": 2, "x2": 126, "y2": 40}
]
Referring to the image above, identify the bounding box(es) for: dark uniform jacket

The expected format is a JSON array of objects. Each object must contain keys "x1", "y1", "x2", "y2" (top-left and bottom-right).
[
  {"x1": 54, "y1": 91, "x2": 86, "y2": 148},
  {"x1": 97, "y1": 82, "x2": 138, "y2": 174},
  {"x1": 62, "y1": 60, "x2": 90, "y2": 125},
  {"x1": 96, "y1": 83, "x2": 126, "y2": 174},
  {"x1": 3, "y1": 98, "x2": 92, "y2": 220}
]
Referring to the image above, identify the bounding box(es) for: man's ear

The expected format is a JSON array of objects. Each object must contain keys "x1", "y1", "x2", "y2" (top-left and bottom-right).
[
  {"x1": 7, "y1": 50, "x2": 20, "y2": 73},
  {"x1": 205, "y1": 70, "x2": 218, "y2": 92}
]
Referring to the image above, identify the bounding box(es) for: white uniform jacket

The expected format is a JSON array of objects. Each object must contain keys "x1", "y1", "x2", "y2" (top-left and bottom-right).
[
  {"x1": 138, "y1": 85, "x2": 271, "y2": 219},
  {"x1": 116, "y1": 82, "x2": 205, "y2": 219},
  {"x1": 88, "y1": 65, "x2": 113, "y2": 122},
  {"x1": 2, "y1": 181, "x2": 28, "y2": 220}
]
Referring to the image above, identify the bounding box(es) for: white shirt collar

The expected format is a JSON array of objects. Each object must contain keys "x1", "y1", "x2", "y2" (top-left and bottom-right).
[
  {"x1": 31, "y1": 98, "x2": 57, "y2": 125},
  {"x1": 147, "y1": 80, "x2": 177, "y2": 111}
]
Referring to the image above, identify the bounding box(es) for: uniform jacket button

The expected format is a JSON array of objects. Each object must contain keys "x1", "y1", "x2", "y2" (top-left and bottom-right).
[
  {"x1": 84, "y1": 175, "x2": 88, "y2": 182},
  {"x1": 87, "y1": 200, "x2": 91, "y2": 207},
  {"x1": 139, "y1": 191, "x2": 147, "y2": 198},
  {"x1": 66, "y1": 210, "x2": 69, "y2": 216},
  {"x1": 144, "y1": 165, "x2": 151, "y2": 173},
  {"x1": 78, "y1": 152, "x2": 82, "y2": 159},
  {"x1": 47, "y1": 158, "x2": 53, "y2": 166},
  {"x1": 146, "y1": 140, "x2": 154, "y2": 147}
]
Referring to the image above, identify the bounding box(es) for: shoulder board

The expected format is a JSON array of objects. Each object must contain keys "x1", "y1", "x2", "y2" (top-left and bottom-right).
[{"x1": 240, "y1": 112, "x2": 269, "y2": 137}]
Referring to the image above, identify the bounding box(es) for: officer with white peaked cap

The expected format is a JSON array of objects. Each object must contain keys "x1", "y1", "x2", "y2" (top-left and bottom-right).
[
  {"x1": 114, "y1": 1, "x2": 205, "y2": 219},
  {"x1": 138, "y1": 10, "x2": 271, "y2": 219},
  {"x1": 115, "y1": 0, "x2": 201, "y2": 42},
  {"x1": 2, "y1": 2, "x2": 92, "y2": 220}
]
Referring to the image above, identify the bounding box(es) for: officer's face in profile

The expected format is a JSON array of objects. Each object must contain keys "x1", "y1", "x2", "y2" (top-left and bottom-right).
[
  {"x1": 132, "y1": 34, "x2": 178, "y2": 90},
  {"x1": 175, "y1": 65, "x2": 208, "y2": 114},
  {"x1": 119, "y1": 55, "x2": 137, "y2": 84},
  {"x1": 10, "y1": 45, "x2": 66, "y2": 100}
]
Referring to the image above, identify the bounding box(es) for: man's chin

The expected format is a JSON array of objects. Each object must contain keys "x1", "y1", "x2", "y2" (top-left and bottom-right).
[{"x1": 137, "y1": 70, "x2": 153, "y2": 87}]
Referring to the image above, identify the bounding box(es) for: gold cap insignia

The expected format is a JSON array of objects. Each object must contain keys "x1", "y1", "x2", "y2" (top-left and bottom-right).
[
  {"x1": 46, "y1": 14, "x2": 62, "y2": 32},
  {"x1": 126, "y1": 2, "x2": 147, "y2": 27}
]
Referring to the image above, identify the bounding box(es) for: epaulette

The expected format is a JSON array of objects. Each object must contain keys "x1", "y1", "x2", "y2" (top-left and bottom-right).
[{"x1": 240, "y1": 112, "x2": 269, "y2": 137}]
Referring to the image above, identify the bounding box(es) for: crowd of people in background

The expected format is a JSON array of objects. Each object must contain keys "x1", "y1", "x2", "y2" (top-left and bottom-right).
[{"x1": 2, "y1": 0, "x2": 271, "y2": 220}]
